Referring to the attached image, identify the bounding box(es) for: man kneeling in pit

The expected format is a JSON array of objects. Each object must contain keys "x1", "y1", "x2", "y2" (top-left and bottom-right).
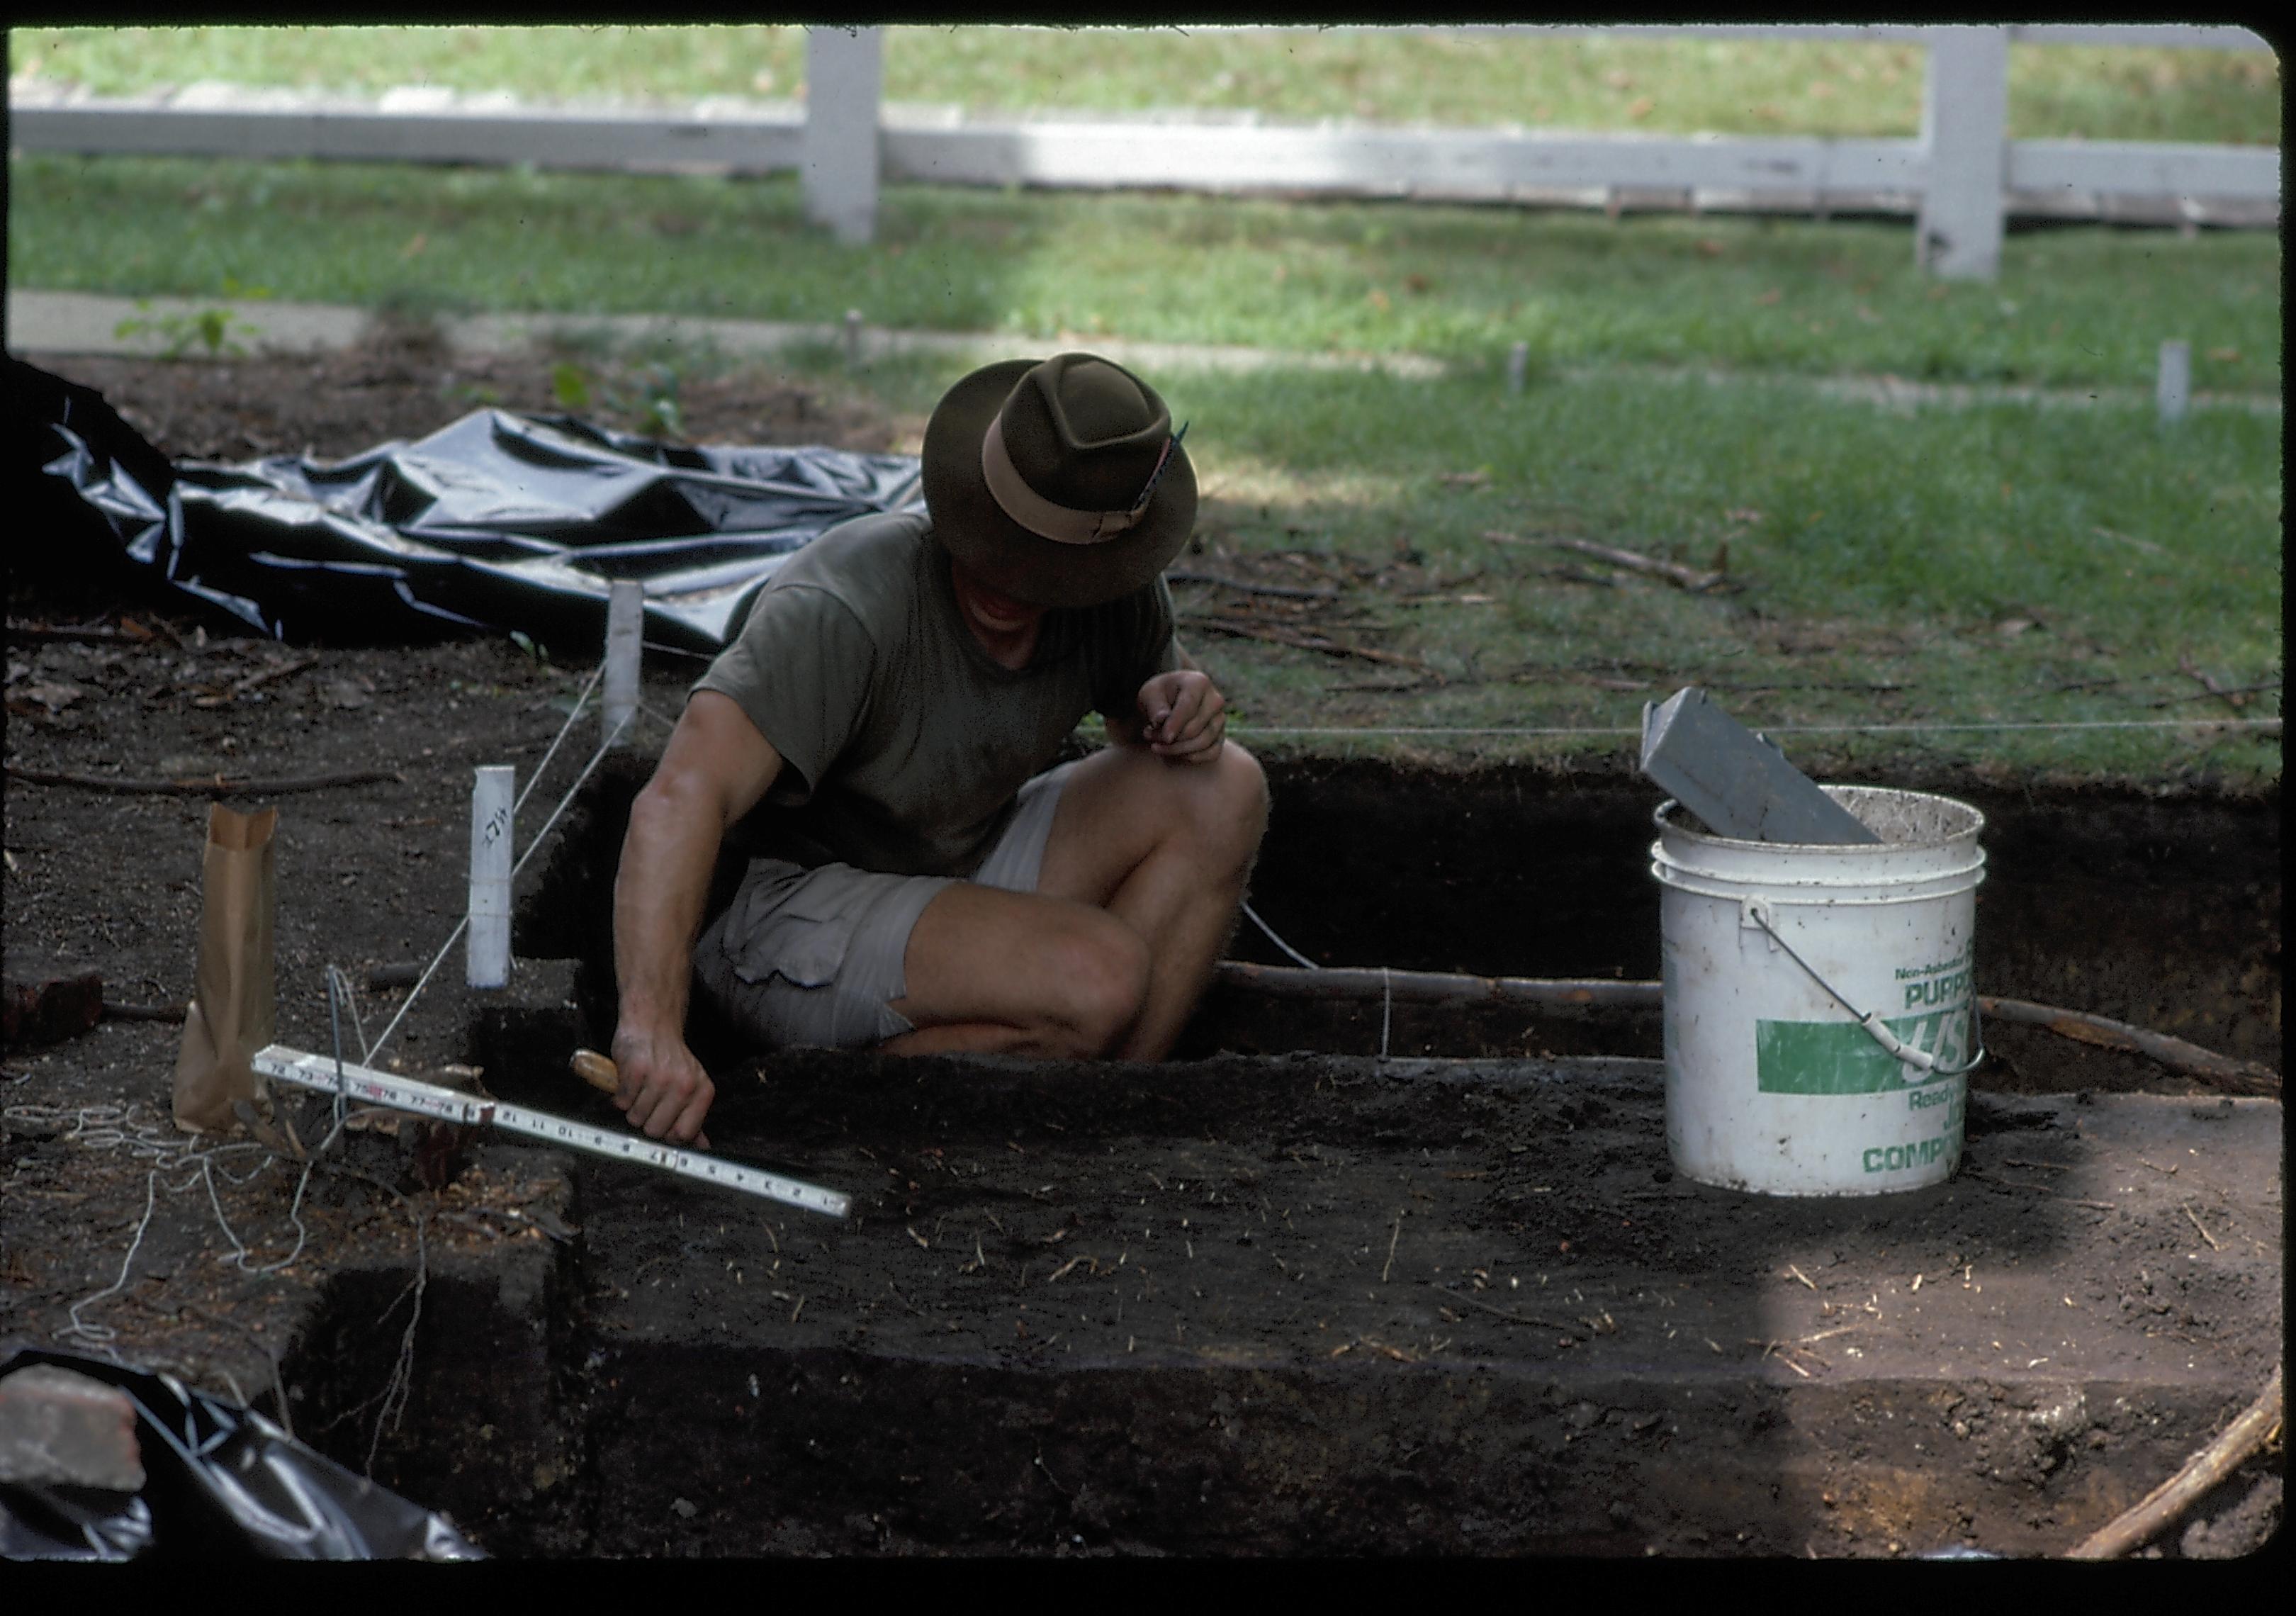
[{"x1": 607, "y1": 353, "x2": 1270, "y2": 1147}]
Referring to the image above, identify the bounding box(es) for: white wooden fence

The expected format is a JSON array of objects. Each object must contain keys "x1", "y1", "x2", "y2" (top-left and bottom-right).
[{"x1": 10, "y1": 24, "x2": 2277, "y2": 281}]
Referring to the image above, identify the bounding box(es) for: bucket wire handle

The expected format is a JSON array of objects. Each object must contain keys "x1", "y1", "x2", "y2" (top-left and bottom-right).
[{"x1": 1747, "y1": 906, "x2": 1986, "y2": 1078}]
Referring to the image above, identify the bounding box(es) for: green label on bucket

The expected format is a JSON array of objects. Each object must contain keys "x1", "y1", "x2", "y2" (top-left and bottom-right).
[{"x1": 1755, "y1": 1009, "x2": 1970, "y2": 1095}]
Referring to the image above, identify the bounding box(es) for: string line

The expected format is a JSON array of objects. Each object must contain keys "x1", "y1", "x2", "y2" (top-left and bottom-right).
[
  {"x1": 1229, "y1": 717, "x2": 2278, "y2": 738},
  {"x1": 357, "y1": 697, "x2": 631, "y2": 1067}
]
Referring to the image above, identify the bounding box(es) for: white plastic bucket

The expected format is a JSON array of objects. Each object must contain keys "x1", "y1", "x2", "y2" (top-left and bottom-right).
[{"x1": 1648, "y1": 786, "x2": 1986, "y2": 1196}]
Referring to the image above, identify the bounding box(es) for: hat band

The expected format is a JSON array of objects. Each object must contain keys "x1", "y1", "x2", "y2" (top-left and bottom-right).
[{"x1": 980, "y1": 410, "x2": 1147, "y2": 546}]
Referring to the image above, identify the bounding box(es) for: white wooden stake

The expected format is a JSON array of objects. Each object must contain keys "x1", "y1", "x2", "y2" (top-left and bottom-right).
[
  {"x1": 467, "y1": 765, "x2": 514, "y2": 990},
  {"x1": 604, "y1": 578, "x2": 642, "y2": 750},
  {"x1": 2157, "y1": 340, "x2": 2192, "y2": 423},
  {"x1": 803, "y1": 26, "x2": 883, "y2": 246},
  {"x1": 1505, "y1": 340, "x2": 1530, "y2": 395},
  {"x1": 844, "y1": 308, "x2": 864, "y2": 366},
  {"x1": 1915, "y1": 26, "x2": 2009, "y2": 281}
]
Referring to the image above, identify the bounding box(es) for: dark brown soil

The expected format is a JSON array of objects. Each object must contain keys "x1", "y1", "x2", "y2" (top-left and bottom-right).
[
  {"x1": 4, "y1": 339, "x2": 2280, "y2": 1559},
  {"x1": 33, "y1": 327, "x2": 906, "y2": 466},
  {"x1": 5, "y1": 336, "x2": 872, "y2": 1542}
]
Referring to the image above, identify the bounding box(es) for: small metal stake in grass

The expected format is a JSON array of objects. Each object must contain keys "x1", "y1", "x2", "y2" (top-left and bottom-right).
[
  {"x1": 2157, "y1": 340, "x2": 2191, "y2": 424},
  {"x1": 1505, "y1": 341, "x2": 1529, "y2": 396},
  {"x1": 844, "y1": 308, "x2": 864, "y2": 367}
]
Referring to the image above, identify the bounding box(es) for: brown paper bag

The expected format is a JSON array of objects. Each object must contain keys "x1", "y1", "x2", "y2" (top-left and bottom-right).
[{"x1": 172, "y1": 802, "x2": 278, "y2": 1135}]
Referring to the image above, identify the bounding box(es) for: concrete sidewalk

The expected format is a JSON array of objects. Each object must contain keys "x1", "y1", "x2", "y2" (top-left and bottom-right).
[{"x1": 8, "y1": 288, "x2": 2278, "y2": 415}]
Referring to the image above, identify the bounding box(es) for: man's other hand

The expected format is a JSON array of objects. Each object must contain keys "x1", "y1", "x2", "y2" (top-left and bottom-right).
[
  {"x1": 609, "y1": 1024, "x2": 715, "y2": 1150},
  {"x1": 1134, "y1": 669, "x2": 1228, "y2": 763}
]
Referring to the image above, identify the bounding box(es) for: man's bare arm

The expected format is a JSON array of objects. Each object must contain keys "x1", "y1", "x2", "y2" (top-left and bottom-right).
[{"x1": 610, "y1": 690, "x2": 782, "y2": 1145}]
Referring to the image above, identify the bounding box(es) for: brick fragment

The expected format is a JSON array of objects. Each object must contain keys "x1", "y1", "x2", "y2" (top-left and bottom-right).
[{"x1": 0, "y1": 1364, "x2": 148, "y2": 1491}]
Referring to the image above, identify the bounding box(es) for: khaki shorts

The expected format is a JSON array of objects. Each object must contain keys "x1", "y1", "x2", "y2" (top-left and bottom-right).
[{"x1": 692, "y1": 761, "x2": 1076, "y2": 1050}]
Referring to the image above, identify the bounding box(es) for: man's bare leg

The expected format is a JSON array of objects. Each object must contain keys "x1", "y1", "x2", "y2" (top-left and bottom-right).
[
  {"x1": 882, "y1": 741, "x2": 1266, "y2": 1061},
  {"x1": 1034, "y1": 740, "x2": 1268, "y2": 1060},
  {"x1": 882, "y1": 882, "x2": 1151, "y2": 1058}
]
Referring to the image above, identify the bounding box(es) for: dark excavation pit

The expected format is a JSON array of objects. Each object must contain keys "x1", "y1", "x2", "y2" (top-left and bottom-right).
[
  {"x1": 274, "y1": 761, "x2": 2280, "y2": 1557},
  {"x1": 512, "y1": 758, "x2": 2280, "y2": 1088}
]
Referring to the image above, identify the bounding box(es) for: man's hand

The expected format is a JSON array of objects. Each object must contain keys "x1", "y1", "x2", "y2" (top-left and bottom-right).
[
  {"x1": 1134, "y1": 668, "x2": 1228, "y2": 763},
  {"x1": 608, "y1": 1022, "x2": 715, "y2": 1150}
]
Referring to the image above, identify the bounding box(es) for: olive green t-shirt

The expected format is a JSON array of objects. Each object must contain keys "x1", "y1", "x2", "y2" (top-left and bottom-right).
[{"x1": 692, "y1": 510, "x2": 1182, "y2": 877}]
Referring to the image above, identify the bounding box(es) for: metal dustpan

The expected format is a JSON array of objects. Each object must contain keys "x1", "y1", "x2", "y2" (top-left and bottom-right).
[{"x1": 1639, "y1": 687, "x2": 1878, "y2": 845}]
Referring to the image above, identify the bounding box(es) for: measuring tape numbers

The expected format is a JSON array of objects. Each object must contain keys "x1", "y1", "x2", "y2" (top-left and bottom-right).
[{"x1": 251, "y1": 1044, "x2": 850, "y2": 1219}]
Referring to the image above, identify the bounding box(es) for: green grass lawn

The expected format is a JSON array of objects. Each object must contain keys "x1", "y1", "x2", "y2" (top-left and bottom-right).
[
  {"x1": 9, "y1": 25, "x2": 2280, "y2": 145},
  {"x1": 758, "y1": 344, "x2": 2275, "y2": 787},
  {"x1": 7, "y1": 28, "x2": 2278, "y2": 789},
  {"x1": 10, "y1": 157, "x2": 2282, "y2": 399}
]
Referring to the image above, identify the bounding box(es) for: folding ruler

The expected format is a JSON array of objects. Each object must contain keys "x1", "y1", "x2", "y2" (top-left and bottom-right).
[{"x1": 251, "y1": 1043, "x2": 850, "y2": 1219}]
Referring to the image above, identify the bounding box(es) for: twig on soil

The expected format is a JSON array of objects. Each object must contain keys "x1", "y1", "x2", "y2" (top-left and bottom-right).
[
  {"x1": 1326, "y1": 676, "x2": 1442, "y2": 695},
  {"x1": 101, "y1": 999, "x2": 190, "y2": 1023},
  {"x1": 1483, "y1": 529, "x2": 1727, "y2": 593},
  {"x1": 5, "y1": 621, "x2": 156, "y2": 646},
  {"x1": 226, "y1": 653, "x2": 324, "y2": 697},
  {"x1": 2147, "y1": 680, "x2": 2282, "y2": 709},
  {"x1": 1799, "y1": 1325, "x2": 1865, "y2": 1346},
  {"x1": 1785, "y1": 1264, "x2": 1818, "y2": 1290},
  {"x1": 1381, "y1": 1210, "x2": 1402, "y2": 1283},
  {"x1": 2183, "y1": 1205, "x2": 2222, "y2": 1250},
  {"x1": 1978, "y1": 996, "x2": 2278, "y2": 1095},
  {"x1": 7, "y1": 765, "x2": 401, "y2": 797},
  {"x1": 1213, "y1": 960, "x2": 1660, "y2": 1011},
  {"x1": 2069, "y1": 1364, "x2": 2283, "y2": 1559},
  {"x1": 1426, "y1": 1282, "x2": 1573, "y2": 1332},
  {"x1": 1213, "y1": 963, "x2": 2283, "y2": 1096},
  {"x1": 1166, "y1": 570, "x2": 1340, "y2": 602},
  {"x1": 1531, "y1": 565, "x2": 1623, "y2": 590},
  {"x1": 2170, "y1": 656, "x2": 2268, "y2": 713},
  {"x1": 1186, "y1": 616, "x2": 1429, "y2": 671},
  {"x1": 1750, "y1": 1340, "x2": 1816, "y2": 1378}
]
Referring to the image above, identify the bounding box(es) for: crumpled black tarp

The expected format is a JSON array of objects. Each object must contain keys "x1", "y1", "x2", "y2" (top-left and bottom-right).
[
  {"x1": 0, "y1": 1347, "x2": 481, "y2": 1560},
  {"x1": 9, "y1": 354, "x2": 924, "y2": 656}
]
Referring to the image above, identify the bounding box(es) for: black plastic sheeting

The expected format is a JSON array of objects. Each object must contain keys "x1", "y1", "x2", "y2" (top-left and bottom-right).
[
  {"x1": 10, "y1": 355, "x2": 924, "y2": 656},
  {"x1": 0, "y1": 1347, "x2": 480, "y2": 1560}
]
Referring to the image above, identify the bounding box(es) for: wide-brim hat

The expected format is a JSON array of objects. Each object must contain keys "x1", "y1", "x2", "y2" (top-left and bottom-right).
[{"x1": 921, "y1": 352, "x2": 1196, "y2": 610}]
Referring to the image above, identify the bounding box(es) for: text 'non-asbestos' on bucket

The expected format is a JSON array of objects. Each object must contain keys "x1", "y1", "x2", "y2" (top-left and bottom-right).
[{"x1": 1650, "y1": 785, "x2": 1986, "y2": 1198}]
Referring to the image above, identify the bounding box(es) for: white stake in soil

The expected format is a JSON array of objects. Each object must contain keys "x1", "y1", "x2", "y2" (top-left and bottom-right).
[
  {"x1": 603, "y1": 579, "x2": 643, "y2": 750},
  {"x1": 467, "y1": 765, "x2": 513, "y2": 989}
]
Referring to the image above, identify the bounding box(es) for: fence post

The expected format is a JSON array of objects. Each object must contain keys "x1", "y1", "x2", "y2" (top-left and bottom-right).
[
  {"x1": 804, "y1": 26, "x2": 884, "y2": 245},
  {"x1": 1915, "y1": 26, "x2": 2009, "y2": 281}
]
